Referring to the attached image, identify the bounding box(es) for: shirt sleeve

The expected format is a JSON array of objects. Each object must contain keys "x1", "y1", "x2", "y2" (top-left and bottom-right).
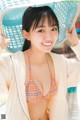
[
  {"x1": 65, "y1": 41, "x2": 80, "y2": 88},
  {"x1": 0, "y1": 53, "x2": 12, "y2": 94}
]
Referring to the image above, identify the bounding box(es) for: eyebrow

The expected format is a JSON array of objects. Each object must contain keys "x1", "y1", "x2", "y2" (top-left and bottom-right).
[{"x1": 37, "y1": 24, "x2": 58, "y2": 28}]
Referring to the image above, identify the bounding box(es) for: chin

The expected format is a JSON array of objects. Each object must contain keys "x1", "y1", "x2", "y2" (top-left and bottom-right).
[{"x1": 43, "y1": 49, "x2": 52, "y2": 53}]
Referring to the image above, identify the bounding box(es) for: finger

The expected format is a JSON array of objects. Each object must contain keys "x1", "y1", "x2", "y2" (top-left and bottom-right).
[
  {"x1": 70, "y1": 25, "x2": 76, "y2": 33},
  {"x1": 66, "y1": 28, "x2": 72, "y2": 34},
  {"x1": 0, "y1": 26, "x2": 2, "y2": 35},
  {"x1": 5, "y1": 38, "x2": 10, "y2": 43}
]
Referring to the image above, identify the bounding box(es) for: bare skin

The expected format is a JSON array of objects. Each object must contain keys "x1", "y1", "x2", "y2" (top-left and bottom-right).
[{"x1": 24, "y1": 50, "x2": 55, "y2": 120}]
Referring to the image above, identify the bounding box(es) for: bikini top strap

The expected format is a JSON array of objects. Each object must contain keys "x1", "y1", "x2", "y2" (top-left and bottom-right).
[
  {"x1": 27, "y1": 51, "x2": 33, "y2": 81},
  {"x1": 46, "y1": 56, "x2": 53, "y2": 80}
]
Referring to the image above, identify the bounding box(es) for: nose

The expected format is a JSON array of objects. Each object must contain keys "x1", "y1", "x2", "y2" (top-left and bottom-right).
[{"x1": 45, "y1": 31, "x2": 52, "y2": 40}]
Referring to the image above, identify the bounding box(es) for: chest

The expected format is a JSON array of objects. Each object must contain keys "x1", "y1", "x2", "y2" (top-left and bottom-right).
[{"x1": 25, "y1": 62, "x2": 55, "y2": 95}]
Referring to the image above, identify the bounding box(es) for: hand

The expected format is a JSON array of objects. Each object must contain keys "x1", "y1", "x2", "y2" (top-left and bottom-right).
[
  {"x1": 0, "y1": 33, "x2": 9, "y2": 49},
  {"x1": 66, "y1": 25, "x2": 79, "y2": 46}
]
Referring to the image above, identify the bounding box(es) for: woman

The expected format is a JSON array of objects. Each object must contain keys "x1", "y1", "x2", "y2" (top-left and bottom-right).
[{"x1": 0, "y1": 6, "x2": 80, "y2": 120}]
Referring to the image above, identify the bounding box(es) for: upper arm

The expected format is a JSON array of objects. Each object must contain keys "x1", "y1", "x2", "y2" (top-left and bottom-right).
[{"x1": 0, "y1": 55, "x2": 13, "y2": 93}]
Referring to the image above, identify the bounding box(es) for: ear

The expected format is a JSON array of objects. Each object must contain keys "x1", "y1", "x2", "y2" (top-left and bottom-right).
[{"x1": 22, "y1": 30, "x2": 30, "y2": 41}]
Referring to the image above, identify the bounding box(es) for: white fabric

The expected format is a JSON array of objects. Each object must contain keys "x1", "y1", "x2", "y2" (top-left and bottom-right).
[{"x1": 0, "y1": 42, "x2": 80, "y2": 120}]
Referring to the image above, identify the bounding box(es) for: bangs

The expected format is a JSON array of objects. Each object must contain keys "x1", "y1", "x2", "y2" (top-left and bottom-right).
[
  {"x1": 22, "y1": 6, "x2": 59, "y2": 31},
  {"x1": 32, "y1": 8, "x2": 59, "y2": 30}
]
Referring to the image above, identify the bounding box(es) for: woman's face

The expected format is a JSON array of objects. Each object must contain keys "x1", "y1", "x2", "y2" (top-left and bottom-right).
[{"x1": 26, "y1": 17, "x2": 59, "y2": 53}]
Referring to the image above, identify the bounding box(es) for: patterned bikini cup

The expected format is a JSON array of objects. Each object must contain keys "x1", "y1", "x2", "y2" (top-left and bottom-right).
[{"x1": 25, "y1": 79, "x2": 57, "y2": 104}]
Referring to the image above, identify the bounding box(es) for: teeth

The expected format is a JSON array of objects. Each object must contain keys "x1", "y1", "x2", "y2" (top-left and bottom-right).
[{"x1": 42, "y1": 42, "x2": 52, "y2": 46}]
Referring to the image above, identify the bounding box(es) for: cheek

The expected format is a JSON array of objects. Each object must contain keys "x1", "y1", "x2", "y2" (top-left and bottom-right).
[
  {"x1": 30, "y1": 33, "x2": 40, "y2": 39},
  {"x1": 30, "y1": 35, "x2": 40, "y2": 45},
  {"x1": 52, "y1": 36, "x2": 58, "y2": 43},
  {"x1": 53, "y1": 33, "x2": 59, "y2": 41}
]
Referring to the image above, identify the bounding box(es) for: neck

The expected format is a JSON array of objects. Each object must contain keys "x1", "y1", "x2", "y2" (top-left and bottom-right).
[{"x1": 27, "y1": 48, "x2": 49, "y2": 65}]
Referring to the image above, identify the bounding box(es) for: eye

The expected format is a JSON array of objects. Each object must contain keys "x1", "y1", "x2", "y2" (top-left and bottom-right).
[
  {"x1": 51, "y1": 27, "x2": 58, "y2": 31},
  {"x1": 38, "y1": 29, "x2": 44, "y2": 33}
]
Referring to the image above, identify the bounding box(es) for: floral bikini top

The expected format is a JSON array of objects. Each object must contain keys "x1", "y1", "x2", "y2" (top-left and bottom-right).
[{"x1": 25, "y1": 52, "x2": 57, "y2": 104}]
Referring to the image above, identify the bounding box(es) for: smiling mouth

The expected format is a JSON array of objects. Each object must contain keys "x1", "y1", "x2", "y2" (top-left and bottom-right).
[{"x1": 41, "y1": 42, "x2": 52, "y2": 47}]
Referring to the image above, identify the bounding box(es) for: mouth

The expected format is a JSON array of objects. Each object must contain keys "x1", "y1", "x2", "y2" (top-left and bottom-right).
[{"x1": 41, "y1": 42, "x2": 53, "y2": 47}]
